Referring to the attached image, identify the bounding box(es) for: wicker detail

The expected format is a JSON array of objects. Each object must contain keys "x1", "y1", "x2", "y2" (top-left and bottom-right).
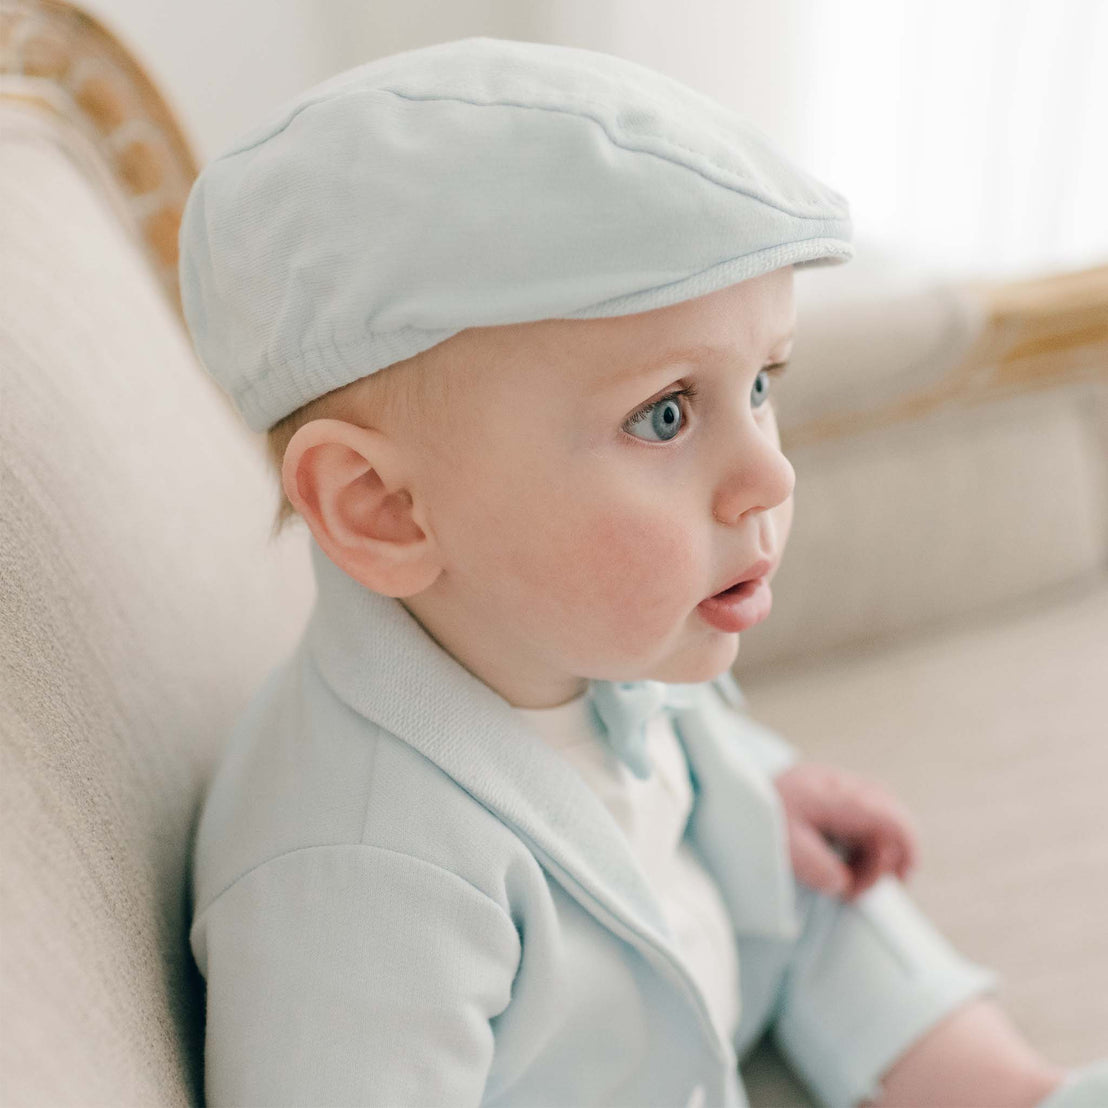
[
  {"x1": 783, "y1": 264, "x2": 1108, "y2": 449},
  {"x1": 0, "y1": 0, "x2": 199, "y2": 318}
]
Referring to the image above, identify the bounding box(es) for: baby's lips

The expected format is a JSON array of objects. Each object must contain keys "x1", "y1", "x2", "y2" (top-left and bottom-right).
[{"x1": 707, "y1": 557, "x2": 774, "y2": 598}]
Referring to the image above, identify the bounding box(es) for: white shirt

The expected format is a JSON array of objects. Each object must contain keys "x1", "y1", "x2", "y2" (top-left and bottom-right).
[{"x1": 514, "y1": 691, "x2": 742, "y2": 1045}]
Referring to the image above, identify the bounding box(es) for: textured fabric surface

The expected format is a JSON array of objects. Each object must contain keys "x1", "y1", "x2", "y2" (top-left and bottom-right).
[
  {"x1": 178, "y1": 35, "x2": 852, "y2": 431},
  {"x1": 736, "y1": 877, "x2": 994, "y2": 1108},
  {"x1": 738, "y1": 376, "x2": 1108, "y2": 676},
  {"x1": 514, "y1": 688, "x2": 743, "y2": 1046},
  {"x1": 740, "y1": 576, "x2": 1108, "y2": 1105},
  {"x1": 188, "y1": 534, "x2": 807, "y2": 1104},
  {"x1": 189, "y1": 535, "x2": 997, "y2": 1107},
  {"x1": 0, "y1": 110, "x2": 315, "y2": 1107},
  {"x1": 778, "y1": 241, "x2": 989, "y2": 434}
]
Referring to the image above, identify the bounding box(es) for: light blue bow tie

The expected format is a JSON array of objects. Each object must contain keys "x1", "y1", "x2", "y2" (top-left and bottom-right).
[{"x1": 584, "y1": 679, "x2": 674, "y2": 780}]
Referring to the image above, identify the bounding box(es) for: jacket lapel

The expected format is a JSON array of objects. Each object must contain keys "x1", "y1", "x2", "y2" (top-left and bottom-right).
[
  {"x1": 304, "y1": 538, "x2": 674, "y2": 946},
  {"x1": 303, "y1": 536, "x2": 797, "y2": 1026},
  {"x1": 670, "y1": 689, "x2": 799, "y2": 940}
]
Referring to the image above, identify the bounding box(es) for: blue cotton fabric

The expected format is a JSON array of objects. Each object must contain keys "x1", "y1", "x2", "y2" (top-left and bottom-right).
[
  {"x1": 177, "y1": 36, "x2": 853, "y2": 432},
  {"x1": 189, "y1": 539, "x2": 995, "y2": 1107}
]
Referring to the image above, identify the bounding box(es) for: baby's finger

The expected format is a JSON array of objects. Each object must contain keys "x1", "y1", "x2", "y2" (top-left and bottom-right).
[
  {"x1": 875, "y1": 815, "x2": 920, "y2": 885},
  {"x1": 789, "y1": 821, "x2": 852, "y2": 898},
  {"x1": 805, "y1": 776, "x2": 915, "y2": 844},
  {"x1": 842, "y1": 837, "x2": 886, "y2": 899},
  {"x1": 844, "y1": 839, "x2": 898, "y2": 899},
  {"x1": 875, "y1": 819, "x2": 915, "y2": 883},
  {"x1": 899, "y1": 820, "x2": 920, "y2": 875},
  {"x1": 819, "y1": 785, "x2": 920, "y2": 879},
  {"x1": 894, "y1": 835, "x2": 917, "y2": 881}
]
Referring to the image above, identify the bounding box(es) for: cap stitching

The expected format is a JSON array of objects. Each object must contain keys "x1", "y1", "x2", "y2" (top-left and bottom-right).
[
  {"x1": 208, "y1": 85, "x2": 846, "y2": 223},
  {"x1": 382, "y1": 86, "x2": 841, "y2": 219}
]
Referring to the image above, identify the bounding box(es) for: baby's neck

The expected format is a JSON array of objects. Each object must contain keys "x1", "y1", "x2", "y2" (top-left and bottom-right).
[{"x1": 399, "y1": 591, "x2": 588, "y2": 710}]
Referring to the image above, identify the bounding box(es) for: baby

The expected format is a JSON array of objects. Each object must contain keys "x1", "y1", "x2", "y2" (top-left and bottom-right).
[{"x1": 180, "y1": 37, "x2": 1106, "y2": 1108}]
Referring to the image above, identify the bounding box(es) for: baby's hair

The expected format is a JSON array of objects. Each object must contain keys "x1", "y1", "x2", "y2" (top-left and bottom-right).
[{"x1": 263, "y1": 338, "x2": 474, "y2": 543}]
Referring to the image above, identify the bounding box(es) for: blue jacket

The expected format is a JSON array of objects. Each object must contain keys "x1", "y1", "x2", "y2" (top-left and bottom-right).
[{"x1": 190, "y1": 537, "x2": 802, "y2": 1107}]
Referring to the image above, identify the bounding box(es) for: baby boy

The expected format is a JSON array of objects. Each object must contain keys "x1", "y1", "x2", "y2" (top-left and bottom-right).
[{"x1": 180, "y1": 36, "x2": 1104, "y2": 1108}]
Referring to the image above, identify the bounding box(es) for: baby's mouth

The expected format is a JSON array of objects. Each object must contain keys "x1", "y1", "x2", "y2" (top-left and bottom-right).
[
  {"x1": 697, "y1": 574, "x2": 774, "y2": 633},
  {"x1": 713, "y1": 578, "x2": 757, "y2": 599},
  {"x1": 707, "y1": 558, "x2": 774, "y2": 600}
]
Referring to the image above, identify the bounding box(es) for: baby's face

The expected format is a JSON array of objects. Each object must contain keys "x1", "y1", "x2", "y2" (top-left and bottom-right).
[{"x1": 402, "y1": 265, "x2": 797, "y2": 707}]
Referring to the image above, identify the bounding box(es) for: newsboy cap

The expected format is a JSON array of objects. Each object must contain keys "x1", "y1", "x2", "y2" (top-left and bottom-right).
[{"x1": 179, "y1": 36, "x2": 853, "y2": 433}]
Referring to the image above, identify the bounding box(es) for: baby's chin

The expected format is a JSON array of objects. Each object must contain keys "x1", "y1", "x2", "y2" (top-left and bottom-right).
[{"x1": 630, "y1": 634, "x2": 741, "y2": 688}]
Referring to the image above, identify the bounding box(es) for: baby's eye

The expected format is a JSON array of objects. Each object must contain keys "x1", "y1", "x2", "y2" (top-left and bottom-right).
[
  {"x1": 623, "y1": 367, "x2": 784, "y2": 442},
  {"x1": 751, "y1": 369, "x2": 772, "y2": 409},
  {"x1": 754, "y1": 362, "x2": 789, "y2": 410},
  {"x1": 624, "y1": 387, "x2": 695, "y2": 442}
]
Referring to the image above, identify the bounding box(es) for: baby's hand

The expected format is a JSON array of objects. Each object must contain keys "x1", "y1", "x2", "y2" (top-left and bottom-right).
[{"x1": 774, "y1": 762, "x2": 920, "y2": 900}]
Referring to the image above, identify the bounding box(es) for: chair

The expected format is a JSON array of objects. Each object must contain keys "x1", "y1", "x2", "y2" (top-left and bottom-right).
[{"x1": 1, "y1": 3, "x2": 313, "y2": 1102}]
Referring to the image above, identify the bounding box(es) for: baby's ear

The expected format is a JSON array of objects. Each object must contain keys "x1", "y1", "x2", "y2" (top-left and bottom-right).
[{"x1": 282, "y1": 418, "x2": 442, "y2": 597}]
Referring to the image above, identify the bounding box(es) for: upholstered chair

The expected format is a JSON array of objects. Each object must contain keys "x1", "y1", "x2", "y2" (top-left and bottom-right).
[{"x1": 2, "y1": 3, "x2": 1105, "y2": 1103}]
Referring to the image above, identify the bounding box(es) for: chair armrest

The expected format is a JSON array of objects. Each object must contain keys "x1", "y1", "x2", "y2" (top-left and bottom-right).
[
  {"x1": 737, "y1": 255, "x2": 1107, "y2": 676},
  {"x1": 781, "y1": 262, "x2": 1108, "y2": 450},
  {"x1": 961, "y1": 265, "x2": 1108, "y2": 384}
]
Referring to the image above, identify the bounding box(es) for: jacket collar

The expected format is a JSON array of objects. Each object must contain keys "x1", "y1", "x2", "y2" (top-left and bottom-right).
[
  {"x1": 303, "y1": 537, "x2": 675, "y2": 943},
  {"x1": 303, "y1": 536, "x2": 797, "y2": 947}
]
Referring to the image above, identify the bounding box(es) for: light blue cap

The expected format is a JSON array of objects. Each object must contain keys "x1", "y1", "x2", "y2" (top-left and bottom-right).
[{"x1": 178, "y1": 36, "x2": 853, "y2": 433}]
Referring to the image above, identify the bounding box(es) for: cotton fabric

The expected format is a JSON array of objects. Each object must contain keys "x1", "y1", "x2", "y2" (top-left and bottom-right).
[
  {"x1": 514, "y1": 691, "x2": 742, "y2": 1046},
  {"x1": 177, "y1": 36, "x2": 853, "y2": 431},
  {"x1": 189, "y1": 537, "x2": 995, "y2": 1107}
]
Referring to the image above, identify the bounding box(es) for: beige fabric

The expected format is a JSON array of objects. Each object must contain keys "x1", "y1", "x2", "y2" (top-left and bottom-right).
[
  {"x1": 739, "y1": 376, "x2": 1108, "y2": 676},
  {"x1": 780, "y1": 241, "x2": 989, "y2": 432},
  {"x1": 752, "y1": 239, "x2": 1108, "y2": 674},
  {"x1": 739, "y1": 577, "x2": 1108, "y2": 1104},
  {"x1": 0, "y1": 106, "x2": 315, "y2": 1107}
]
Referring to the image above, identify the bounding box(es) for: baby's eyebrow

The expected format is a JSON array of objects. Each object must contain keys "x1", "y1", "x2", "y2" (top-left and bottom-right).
[{"x1": 601, "y1": 334, "x2": 795, "y2": 392}]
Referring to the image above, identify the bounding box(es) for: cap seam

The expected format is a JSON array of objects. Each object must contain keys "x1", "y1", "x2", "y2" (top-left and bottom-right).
[
  {"x1": 208, "y1": 85, "x2": 845, "y2": 224},
  {"x1": 383, "y1": 86, "x2": 843, "y2": 220}
]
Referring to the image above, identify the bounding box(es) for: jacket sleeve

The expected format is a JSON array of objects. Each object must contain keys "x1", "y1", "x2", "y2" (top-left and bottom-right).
[
  {"x1": 711, "y1": 671, "x2": 799, "y2": 778},
  {"x1": 191, "y1": 843, "x2": 521, "y2": 1107}
]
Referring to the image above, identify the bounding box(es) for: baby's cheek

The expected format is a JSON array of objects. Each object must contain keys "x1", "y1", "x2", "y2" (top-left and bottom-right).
[{"x1": 574, "y1": 509, "x2": 699, "y2": 635}]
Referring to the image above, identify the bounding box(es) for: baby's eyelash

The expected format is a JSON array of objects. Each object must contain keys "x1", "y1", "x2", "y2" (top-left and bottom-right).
[
  {"x1": 626, "y1": 381, "x2": 699, "y2": 425},
  {"x1": 624, "y1": 363, "x2": 789, "y2": 426}
]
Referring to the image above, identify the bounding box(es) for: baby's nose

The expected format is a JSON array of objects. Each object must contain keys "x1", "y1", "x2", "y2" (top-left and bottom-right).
[{"x1": 711, "y1": 435, "x2": 795, "y2": 524}]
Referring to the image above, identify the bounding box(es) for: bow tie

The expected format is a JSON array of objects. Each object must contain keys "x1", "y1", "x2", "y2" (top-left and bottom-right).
[{"x1": 584, "y1": 679, "x2": 680, "y2": 780}]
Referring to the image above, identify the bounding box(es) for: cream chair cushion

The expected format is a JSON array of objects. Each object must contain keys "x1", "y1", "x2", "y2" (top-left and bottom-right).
[{"x1": 0, "y1": 103, "x2": 314, "y2": 1106}]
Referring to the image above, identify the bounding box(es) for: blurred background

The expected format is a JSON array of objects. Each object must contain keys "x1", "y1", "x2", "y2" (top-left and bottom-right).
[{"x1": 83, "y1": 0, "x2": 1108, "y2": 281}]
